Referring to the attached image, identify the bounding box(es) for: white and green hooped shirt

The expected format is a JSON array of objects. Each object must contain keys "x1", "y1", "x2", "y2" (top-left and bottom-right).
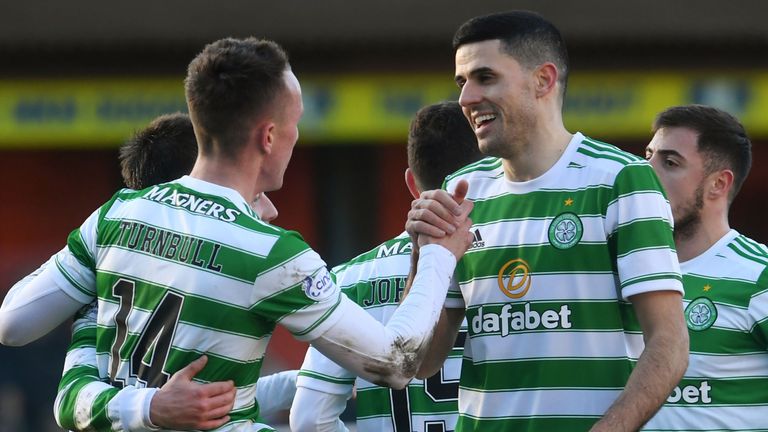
[
  {"x1": 644, "y1": 229, "x2": 768, "y2": 431},
  {"x1": 443, "y1": 133, "x2": 683, "y2": 431}
]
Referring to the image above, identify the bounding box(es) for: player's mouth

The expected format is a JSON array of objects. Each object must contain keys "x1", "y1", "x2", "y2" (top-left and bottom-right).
[{"x1": 473, "y1": 113, "x2": 497, "y2": 135}]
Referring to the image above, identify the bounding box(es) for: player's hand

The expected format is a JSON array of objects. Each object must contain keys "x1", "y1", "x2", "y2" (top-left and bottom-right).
[
  {"x1": 406, "y1": 180, "x2": 471, "y2": 239},
  {"x1": 149, "y1": 355, "x2": 237, "y2": 430},
  {"x1": 418, "y1": 201, "x2": 474, "y2": 261}
]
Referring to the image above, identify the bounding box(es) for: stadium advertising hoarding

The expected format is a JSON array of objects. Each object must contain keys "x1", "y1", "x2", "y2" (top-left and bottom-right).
[{"x1": 0, "y1": 72, "x2": 765, "y2": 147}]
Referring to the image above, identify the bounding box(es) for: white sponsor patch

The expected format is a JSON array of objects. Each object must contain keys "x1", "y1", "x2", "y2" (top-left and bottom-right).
[{"x1": 302, "y1": 268, "x2": 336, "y2": 301}]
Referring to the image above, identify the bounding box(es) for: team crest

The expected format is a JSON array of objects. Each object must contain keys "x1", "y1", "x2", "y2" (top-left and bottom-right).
[
  {"x1": 548, "y1": 212, "x2": 583, "y2": 250},
  {"x1": 685, "y1": 297, "x2": 717, "y2": 331}
]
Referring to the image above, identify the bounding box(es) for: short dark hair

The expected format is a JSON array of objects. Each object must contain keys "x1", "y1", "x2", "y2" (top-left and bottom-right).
[
  {"x1": 453, "y1": 11, "x2": 569, "y2": 103},
  {"x1": 185, "y1": 38, "x2": 289, "y2": 159},
  {"x1": 408, "y1": 101, "x2": 484, "y2": 190},
  {"x1": 653, "y1": 104, "x2": 752, "y2": 202},
  {"x1": 119, "y1": 112, "x2": 198, "y2": 190}
]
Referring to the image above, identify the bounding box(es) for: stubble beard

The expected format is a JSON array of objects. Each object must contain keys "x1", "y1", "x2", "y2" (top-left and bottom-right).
[
  {"x1": 673, "y1": 183, "x2": 705, "y2": 242},
  {"x1": 477, "y1": 114, "x2": 535, "y2": 161},
  {"x1": 479, "y1": 135, "x2": 512, "y2": 159}
]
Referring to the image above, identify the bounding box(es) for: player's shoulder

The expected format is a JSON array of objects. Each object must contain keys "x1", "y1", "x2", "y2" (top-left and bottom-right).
[
  {"x1": 721, "y1": 232, "x2": 768, "y2": 276},
  {"x1": 91, "y1": 187, "x2": 146, "y2": 223},
  {"x1": 571, "y1": 134, "x2": 650, "y2": 176},
  {"x1": 718, "y1": 233, "x2": 768, "y2": 309},
  {"x1": 262, "y1": 227, "x2": 316, "y2": 263},
  {"x1": 444, "y1": 156, "x2": 502, "y2": 185},
  {"x1": 569, "y1": 134, "x2": 665, "y2": 199},
  {"x1": 443, "y1": 157, "x2": 505, "y2": 201},
  {"x1": 332, "y1": 232, "x2": 412, "y2": 275},
  {"x1": 101, "y1": 186, "x2": 146, "y2": 208},
  {"x1": 575, "y1": 134, "x2": 645, "y2": 166},
  {"x1": 333, "y1": 233, "x2": 411, "y2": 306}
]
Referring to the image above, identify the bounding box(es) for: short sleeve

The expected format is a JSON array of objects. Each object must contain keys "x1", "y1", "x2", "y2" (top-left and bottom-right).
[{"x1": 606, "y1": 163, "x2": 683, "y2": 299}]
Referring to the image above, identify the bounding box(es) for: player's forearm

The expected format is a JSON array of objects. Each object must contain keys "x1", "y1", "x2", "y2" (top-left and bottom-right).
[
  {"x1": 0, "y1": 260, "x2": 85, "y2": 346},
  {"x1": 312, "y1": 244, "x2": 456, "y2": 388},
  {"x1": 56, "y1": 373, "x2": 158, "y2": 432},
  {"x1": 591, "y1": 317, "x2": 688, "y2": 431},
  {"x1": 256, "y1": 370, "x2": 299, "y2": 415},
  {"x1": 405, "y1": 241, "x2": 464, "y2": 379},
  {"x1": 290, "y1": 386, "x2": 350, "y2": 432},
  {"x1": 415, "y1": 307, "x2": 463, "y2": 379}
]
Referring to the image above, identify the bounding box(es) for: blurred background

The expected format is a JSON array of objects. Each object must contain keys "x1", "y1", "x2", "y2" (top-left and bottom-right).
[{"x1": 1, "y1": 0, "x2": 767, "y2": 430}]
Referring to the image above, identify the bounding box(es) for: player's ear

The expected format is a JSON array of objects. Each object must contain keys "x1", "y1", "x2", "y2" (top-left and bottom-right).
[
  {"x1": 708, "y1": 169, "x2": 734, "y2": 201},
  {"x1": 533, "y1": 62, "x2": 558, "y2": 99},
  {"x1": 252, "y1": 121, "x2": 275, "y2": 154},
  {"x1": 405, "y1": 168, "x2": 420, "y2": 199}
]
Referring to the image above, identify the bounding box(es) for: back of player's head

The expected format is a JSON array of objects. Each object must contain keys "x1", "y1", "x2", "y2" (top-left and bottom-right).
[
  {"x1": 407, "y1": 101, "x2": 484, "y2": 191},
  {"x1": 453, "y1": 10, "x2": 569, "y2": 103},
  {"x1": 653, "y1": 104, "x2": 752, "y2": 202},
  {"x1": 119, "y1": 112, "x2": 197, "y2": 190},
  {"x1": 185, "y1": 37, "x2": 289, "y2": 159}
]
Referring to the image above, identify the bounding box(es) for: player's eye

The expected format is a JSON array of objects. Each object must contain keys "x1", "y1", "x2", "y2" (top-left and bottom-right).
[{"x1": 478, "y1": 73, "x2": 494, "y2": 84}]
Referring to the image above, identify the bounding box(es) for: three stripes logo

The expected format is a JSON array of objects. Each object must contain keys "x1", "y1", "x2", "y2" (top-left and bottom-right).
[{"x1": 470, "y1": 229, "x2": 485, "y2": 250}]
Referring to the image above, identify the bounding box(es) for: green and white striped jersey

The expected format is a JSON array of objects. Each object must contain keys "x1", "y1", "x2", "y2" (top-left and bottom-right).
[
  {"x1": 54, "y1": 301, "x2": 108, "y2": 430},
  {"x1": 443, "y1": 133, "x2": 683, "y2": 431},
  {"x1": 54, "y1": 298, "x2": 298, "y2": 431},
  {"x1": 298, "y1": 233, "x2": 465, "y2": 432},
  {"x1": 52, "y1": 176, "x2": 342, "y2": 431},
  {"x1": 644, "y1": 229, "x2": 768, "y2": 431}
]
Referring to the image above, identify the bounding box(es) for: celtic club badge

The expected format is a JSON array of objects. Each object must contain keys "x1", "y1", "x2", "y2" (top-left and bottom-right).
[
  {"x1": 548, "y1": 212, "x2": 583, "y2": 250},
  {"x1": 685, "y1": 297, "x2": 718, "y2": 331}
]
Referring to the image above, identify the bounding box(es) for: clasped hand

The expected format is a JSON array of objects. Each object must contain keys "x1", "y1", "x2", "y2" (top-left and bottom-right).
[{"x1": 406, "y1": 179, "x2": 474, "y2": 260}]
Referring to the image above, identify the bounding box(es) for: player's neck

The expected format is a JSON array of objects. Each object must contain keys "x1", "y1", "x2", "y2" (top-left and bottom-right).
[
  {"x1": 502, "y1": 125, "x2": 571, "y2": 182},
  {"x1": 189, "y1": 153, "x2": 262, "y2": 204},
  {"x1": 676, "y1": 211, "x2": 731, "y2": 263}
]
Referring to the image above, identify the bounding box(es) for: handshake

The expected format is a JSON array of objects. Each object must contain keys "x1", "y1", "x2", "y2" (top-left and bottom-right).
[{"x1": 406, "y1": 179, "x2": 474, "y2": 261}]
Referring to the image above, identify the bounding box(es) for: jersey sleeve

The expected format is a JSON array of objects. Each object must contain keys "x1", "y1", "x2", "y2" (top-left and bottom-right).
[
  {"x1": 607, "y1": 162, "x2": 683, "y2": 299},
  {"x1": 252, "y1": 232, "x2": 344, "y2": 341},
  {"x1": 54, "y1": 206, "x2": 102, "y2": 303},
  {"x1": 54, "y1": 302, "x2": 159, "y2": 432},
  {"x1": 748, "y1": 268, "x2": 768, "y2": 348}
]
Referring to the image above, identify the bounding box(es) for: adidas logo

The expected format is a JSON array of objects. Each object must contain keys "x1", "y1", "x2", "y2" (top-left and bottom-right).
[{"x1": 470, "y1": 229, "x2": 485, "y2": 249}]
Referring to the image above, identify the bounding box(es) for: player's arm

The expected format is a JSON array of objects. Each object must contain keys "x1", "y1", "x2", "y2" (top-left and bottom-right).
[
  {"x1": 0, "y1": 253, "x2": 88, "y2": 346},
  {"x1": 404, "y1": 182, "x2": 469, "y2": 378},
  {"x1": 55, "y1": 304, "x2": 237, "y2": 431},
  {"x1": 309, "y1": 236, "x2": 469, "y2": 389},
  {"x1": 290, "y1": 346, "x2": 354, "y2": 432},
  {"x1": 278, "y1": 181, "x2": 471, "y2": 389},
  {"x1": 255, "y1": 369, "x2": 299, "y2": 416},
  {"x1": 591, "y1": 163, "x2": 688, "y2": 431},
  {"x1": 401, "y1": 248, "x2": 464, "y2": 379},
  {"x1": 590, "y1": 290, "x2": 688, "y2": 432},
  {"x1": 416, "y1": 307, "x2": 464, "y2": 379},
  {"x1": 290, "y1": 386, "x2": 350, "y2": 432},
  {"x1": 58, "y1": 356, "x2": 237, "y2": 431},
  {"x1": 0, "y1": 203, "x2": 109, "y2": 345}
]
